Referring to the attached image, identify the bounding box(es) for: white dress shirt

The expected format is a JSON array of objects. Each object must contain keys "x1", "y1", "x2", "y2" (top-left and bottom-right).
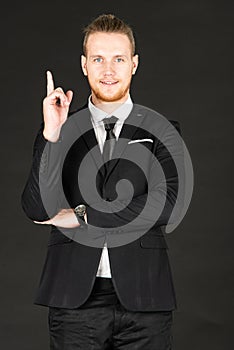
[{"x1": 88, "y1": 95, "x2": 133, "y2": 278}]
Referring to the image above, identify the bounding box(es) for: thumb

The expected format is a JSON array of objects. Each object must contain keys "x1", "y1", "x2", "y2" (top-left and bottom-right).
[{"x1": 66, "y1": 90, "x2": 73, "y2": 104}]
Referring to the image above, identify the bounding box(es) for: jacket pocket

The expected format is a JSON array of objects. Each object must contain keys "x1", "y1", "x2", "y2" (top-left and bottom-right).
[{"x1": 140, "y1": 234, "x2": 168, "y2": 249}]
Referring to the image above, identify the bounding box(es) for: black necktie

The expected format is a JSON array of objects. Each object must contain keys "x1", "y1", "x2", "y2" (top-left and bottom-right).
[{"x1": 102, "y1": 116, "x2": 118, "y2": 163}]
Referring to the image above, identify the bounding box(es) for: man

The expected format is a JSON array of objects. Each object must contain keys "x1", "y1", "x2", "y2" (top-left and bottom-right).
[{"x1": 22, "y1": 13, "x2": 183, "y2": 349}]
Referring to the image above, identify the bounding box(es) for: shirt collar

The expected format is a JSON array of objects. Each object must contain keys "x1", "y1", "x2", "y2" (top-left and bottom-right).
[{"x1": 88, "y1": 95, "x2": 133, "y2": 126}]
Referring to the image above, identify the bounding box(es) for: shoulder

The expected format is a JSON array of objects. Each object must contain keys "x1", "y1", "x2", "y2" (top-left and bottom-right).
[
  {"x1": 133, "y1": 104, "x2": 181, "y2": 134},
  {"x1": 68, "y1": 103, "x2": 88, "y2": 117}
]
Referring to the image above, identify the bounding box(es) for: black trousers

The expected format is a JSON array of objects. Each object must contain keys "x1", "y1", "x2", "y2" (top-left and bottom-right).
[{"x1": 48, "y1": 278, "x2": 173, "y2": 350}]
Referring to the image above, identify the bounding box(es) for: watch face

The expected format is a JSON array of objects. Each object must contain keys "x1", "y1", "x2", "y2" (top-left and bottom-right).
[{"x1": 75, "y1": 204, "x2": 86, "y2": 217}]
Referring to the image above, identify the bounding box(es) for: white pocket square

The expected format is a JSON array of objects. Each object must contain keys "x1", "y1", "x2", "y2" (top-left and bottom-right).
[{"x1": 128, "y1": 138, "x2": 153, "y2": 144}]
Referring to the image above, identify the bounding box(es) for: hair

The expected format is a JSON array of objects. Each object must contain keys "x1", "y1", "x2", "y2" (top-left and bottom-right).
[{"x1": 83, "y1": 14, "x2": 136, "y2": 56}]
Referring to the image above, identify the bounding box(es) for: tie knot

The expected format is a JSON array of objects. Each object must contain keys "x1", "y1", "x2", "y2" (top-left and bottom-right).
[{"x1": 102, "y1": 116, "x2": 118, "y2": 131}]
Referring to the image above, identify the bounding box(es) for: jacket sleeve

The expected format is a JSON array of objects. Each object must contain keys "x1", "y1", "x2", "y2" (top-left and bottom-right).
[{"x1": 21, "y1": 123, "x2": 65, "y2": 221}]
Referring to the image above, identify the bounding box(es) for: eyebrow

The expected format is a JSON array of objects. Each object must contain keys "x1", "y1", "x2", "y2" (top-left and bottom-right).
[{"x1": 89, "y1": 54, "x2": 128, "y2": 58}]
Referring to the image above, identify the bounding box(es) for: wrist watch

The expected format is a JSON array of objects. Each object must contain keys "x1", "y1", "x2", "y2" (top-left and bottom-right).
[{"x1": 74, "y1": 204, "x2": 86, "y2": 222}]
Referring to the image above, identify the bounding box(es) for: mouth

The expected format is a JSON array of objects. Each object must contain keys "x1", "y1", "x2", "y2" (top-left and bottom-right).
[{"x1": 100, "y1": 80, "x2": 118, "y2": 85}]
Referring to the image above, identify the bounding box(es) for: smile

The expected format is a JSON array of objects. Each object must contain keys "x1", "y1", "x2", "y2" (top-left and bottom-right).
[{"x1": 100, "y1": 81, "x2": 118, "y2": 85}]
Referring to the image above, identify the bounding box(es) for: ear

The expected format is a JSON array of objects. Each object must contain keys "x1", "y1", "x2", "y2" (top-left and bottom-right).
[
  {"x1": 132, "y1": 54, "x2": 139, "y2": 75},
  {"x1": 81, "y1": 55, "x2": 87, "y2": 76}
]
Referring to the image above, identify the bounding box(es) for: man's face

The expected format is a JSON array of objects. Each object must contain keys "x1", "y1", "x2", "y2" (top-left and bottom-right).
[{"x1": 81, "y1": 32, "x2": 138, "y2": 105}]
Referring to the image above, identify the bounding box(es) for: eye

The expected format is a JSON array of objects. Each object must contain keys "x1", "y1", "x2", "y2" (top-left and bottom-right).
[
  {"x1": 93, "y1": 57, "x2": 103, "y2": 63},
  {"x1": 115, "y1": 57, "x2": 124, "y2": 63}
]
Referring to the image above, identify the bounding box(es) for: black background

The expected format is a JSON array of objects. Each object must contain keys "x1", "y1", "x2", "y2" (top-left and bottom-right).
[{"x1": 1, "y1": 0, "x2": 233, "y2": 349}]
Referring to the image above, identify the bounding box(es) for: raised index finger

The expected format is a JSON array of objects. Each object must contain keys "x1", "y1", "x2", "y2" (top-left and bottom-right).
[{"x1": 46, "y1": 70, "x2": 55, "y2": 96}]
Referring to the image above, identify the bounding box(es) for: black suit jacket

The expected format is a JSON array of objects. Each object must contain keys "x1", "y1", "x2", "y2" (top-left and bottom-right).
[{"x1": 21, "y1": 104, "x2": 182, "y2": 311}]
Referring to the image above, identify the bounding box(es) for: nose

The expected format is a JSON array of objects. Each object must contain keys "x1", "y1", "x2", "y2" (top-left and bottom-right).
[{"x1": 103, "y1": 61, "x2": 115, "y2": 75}]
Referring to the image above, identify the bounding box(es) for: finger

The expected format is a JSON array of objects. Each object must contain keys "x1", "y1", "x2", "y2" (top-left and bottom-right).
[
  {"x1": 66, "y1": 90, "x2": 73, "y2": 104},
  {"x1": 50, "y1": 89, "x2": 72, "y2": 107},
  {"x1": 34, "y1": 220, "x2": 51, "y2": 225},
  {"x1": 46, "y1": 70, "x2": 55, "y2": 96},
  {"x1": 47, "y1": 89, "x2": 67, "y2": 105},
  {"x1": 54, "y1": 87, "x2": 64, "y2": 93}
]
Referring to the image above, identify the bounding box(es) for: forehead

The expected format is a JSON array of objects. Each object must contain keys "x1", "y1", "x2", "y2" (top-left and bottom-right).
[{"x1": 85, "y1": 32, "x2": 132, "y2": 56}]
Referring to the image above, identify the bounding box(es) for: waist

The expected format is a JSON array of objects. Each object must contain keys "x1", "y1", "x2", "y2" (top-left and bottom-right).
[{"x1": 79, "y1": 277, "x2": 119, "y2": 308}]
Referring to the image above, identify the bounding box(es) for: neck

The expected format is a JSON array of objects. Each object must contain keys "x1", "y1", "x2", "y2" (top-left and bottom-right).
[{"x1": 91, "y1": 94, "x2": 129, "y2": 114}]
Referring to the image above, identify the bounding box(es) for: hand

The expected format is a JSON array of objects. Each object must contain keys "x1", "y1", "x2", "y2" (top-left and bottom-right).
[
  {"x1": 43, "y1": 71, "x2": 73, "y2": 142},
  {"x1": 34, "y1": 209, "x2": 80, "y2": 228}
]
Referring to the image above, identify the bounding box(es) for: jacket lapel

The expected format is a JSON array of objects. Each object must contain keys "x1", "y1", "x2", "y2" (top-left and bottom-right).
[
  {"x1": 71, "y1": 104, "x2": 147, "y2": 182},
  {"x1": 71, "y1": 107, "x2": 105, "y2": 176},
  {"x1": 104, "y1": 104, "x2": 146, "y2": 180}
]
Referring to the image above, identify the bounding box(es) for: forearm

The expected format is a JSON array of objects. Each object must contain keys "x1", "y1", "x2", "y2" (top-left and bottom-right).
[
  {"x1": 21, "y1": 126, "x2": 64, "y2": 221},
  {"x1": 21, "y1": 126, "x2": 48, "y2": 220},
  {"x1": 86, "y1": 181, "x2": 178, "y2": 233}
]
